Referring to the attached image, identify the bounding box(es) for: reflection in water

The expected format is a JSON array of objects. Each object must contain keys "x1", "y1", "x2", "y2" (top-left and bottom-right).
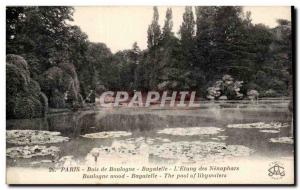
[{"x1": 6, "y1": 100, "x2": 293, "y2": 168}]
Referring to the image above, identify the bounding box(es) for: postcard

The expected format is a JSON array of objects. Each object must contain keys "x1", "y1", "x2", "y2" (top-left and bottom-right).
[{"x1": 6, "y1": 6, "x2": 294, "y2": 185}]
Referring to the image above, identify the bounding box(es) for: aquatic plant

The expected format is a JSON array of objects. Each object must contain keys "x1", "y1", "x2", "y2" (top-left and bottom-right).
[
  {"x1": 150, "y1": 141, "x2": 254, "y2": 162},
  {"x1": 81, "y1": 131, "x2": 132, "y2": 138},
  {"x1": 259, "y1": 130, "x2": 280, "y2": 133},
  {"x1": 157, "y1": 127, "x2": 224, "y2": 136},
  {"x1": 227, "y1": 122, "x2": 289, "y2": 129},
  {"x1": 269, "y1": 137, "x2": 293, "y2": 144},
  {"x1": 6, "y1": 145, "x2": 59, "y2": 158},
  {"x1": 7, "y1": 130, "x2": 69, "y2": 145}
]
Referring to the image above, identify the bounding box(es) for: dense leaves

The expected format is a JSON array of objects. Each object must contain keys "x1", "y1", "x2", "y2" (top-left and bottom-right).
[
  {"x1": 6, "y1": 55, "x2": 48, "y2": 119},
  {"x1": 6, "y1": 6, "x2": 292, "y2": 118}
]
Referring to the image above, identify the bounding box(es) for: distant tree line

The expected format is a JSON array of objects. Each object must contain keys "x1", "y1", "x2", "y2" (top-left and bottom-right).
[{"x1": 6, "y1": 6, "x2": 292, "y2": 118}]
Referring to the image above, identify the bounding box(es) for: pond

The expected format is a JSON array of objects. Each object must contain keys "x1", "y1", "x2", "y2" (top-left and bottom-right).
[{"x1": 6, "y1": 98, "x2": 293, "y2": 168}]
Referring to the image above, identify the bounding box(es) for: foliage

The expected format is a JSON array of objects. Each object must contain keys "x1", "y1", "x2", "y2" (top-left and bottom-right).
[
  {"x1": 6, "y1": 6, "x2": 292, "y2": 118},
  {"x1": 6, "y1": 55, "x2": 47, "y2": 119},
  {"x1": 6, "y1": 7, "x2": 92, "y2": 107},
  {"x1": 207, "y1": 75, "x2": 243, "y2": 100}
]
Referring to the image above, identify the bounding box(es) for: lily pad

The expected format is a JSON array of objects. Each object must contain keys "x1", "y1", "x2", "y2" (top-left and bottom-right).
[
  {"x1": 6, "y1": 145, "x2": 59, "y2": 159},
  {"x1": 227, "y1": 122, "x2": 289, "y2": 129},
  {"x1": 259, "y1": 130, "x2": 280, "y2": 134},
  {"x1": 269, "y1": 137, "x2": 293, "y2": 144},
  {"x1": 30, "y1": 160, "x2": 53, "y2": 166},
  {"x1": 85, "y1": 137, "x2": 174, "y2": 164},
  {"x1": 81, "y1": 131, "x2": 132, "y2": 138},
  {"x1": 83, "y1": 137, "x2": 254, "y2": 164},
  {"x1": 56, "y1": 155, "x2": 79, "y2": 167},
  {"x1": 149, "y1": 141, "x2": 254, "y2": 162},
  {"x1": 157, "y1": 127, "x2": 224, "y2": 136},
  {"x1": 85, "y1": 139, "x2": 148, "y2": 164},
  {"x1": 211, "y1": 136, "x2": 228, "y2": 141},
  {"x1": 7, "y1": 130, "x2": 69, "y2": 145},
  {"x1": 217, "y1": 135, "x2": 228, "y2": 140},
  {"x1": 155, "y1": 138, "x2": 171, "y2": 143}
]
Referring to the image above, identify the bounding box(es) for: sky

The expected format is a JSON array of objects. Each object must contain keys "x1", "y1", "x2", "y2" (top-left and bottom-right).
[{"x1": 72, "y1": 6, "x2": 291, "y2": 53}]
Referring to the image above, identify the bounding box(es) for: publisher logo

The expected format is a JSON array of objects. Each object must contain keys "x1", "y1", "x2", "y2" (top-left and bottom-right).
[{"x1": 268, "y1": 161, "x2": 285, "y2": 179}]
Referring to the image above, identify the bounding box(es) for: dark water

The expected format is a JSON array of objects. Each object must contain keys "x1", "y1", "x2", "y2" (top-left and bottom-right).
[{"x1": 6, "y1": 99, "x2": 294, "y2": 167}]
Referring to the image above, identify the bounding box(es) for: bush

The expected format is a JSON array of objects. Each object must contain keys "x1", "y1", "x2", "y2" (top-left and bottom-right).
[
  {"x1": 6, "y1": 64, "x2": 29, "y2": 94},
  {"x1": 40, "y1": 63, "x2": 82, "y2": 108},
  {"x1": 206, "y1": 75, "x2": 243, "y2": 100},
  {"x1": 6, "y1": 54, "x2": 29, "y2": 72},
  {"x1": 49, "y1": 89, "x2": 66, "y2": 108},
  {"x1": 6, "y1": 54, "x2": 47, "y2": 119},
  {"x1": 39, "y1": 92, "x2": 49, "y2": 115},
  {"x1": 7, "y1": 92, "x2": 45, "y2": 119},
  {"x1": 262, "y1": 89, "x2": 278, "y2": 97},
  {"x1": 247, "y1": 90, "x2": 259, "y2": 100},
  {"x1": 270, "y1": 79, "x2": 287, "y2": 95}
]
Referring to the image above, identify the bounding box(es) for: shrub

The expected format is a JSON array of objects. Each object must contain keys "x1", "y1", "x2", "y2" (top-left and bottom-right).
[
  {"x1": 263, "y1": 89, "x2": 278, "y2": 97},
  {"x1": 206, "y1": 75, "x2": 243, "y2": 100},
  {"x1": 40, "y1": 63, "x2": 82, "y2": 108},
  {"x1": 247, "y1": 90, "x2": 259, "y2": 100},
  {"x1": 6, "y1": 54, "x2": 47, "y2": 119}
]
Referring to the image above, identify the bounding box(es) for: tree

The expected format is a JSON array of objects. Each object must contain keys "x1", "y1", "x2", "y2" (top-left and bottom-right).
[
  {"x1": 6, "y1": 7, "x2": 75, "y2": 77},
  {"x1": 147, "y1": 6, "x2": 161, "y2": 49},
  {"x1": 194, "y1": 6, "x2": 217, "y2": 92},
  {"x1": 179, "y1": 6, "x2": 197, "y2": 90},
  {"x1": 6, "y1": 7, "x2": 89, "y2": 108},
  {"x1": 115, "y1": 42, "x2": 141, "y2": 91},
  {"x1": 161, "y1": 8, "x2": 173, "y2": 42},
  {"x1": 86, "y1": 42, "x2": 120, "y2": 91},
  {"x1": 179, "y1": 7, "x2": 195, "y2": 45},
  {"x1": 264, "y1": 19, "x2": 292, "y2": 96}
]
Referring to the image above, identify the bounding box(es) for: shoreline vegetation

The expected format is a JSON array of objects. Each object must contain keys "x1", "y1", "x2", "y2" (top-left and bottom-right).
[
  {"x1": 7, "y1": 97, "x2": 290, "y2": 120},
  {"x1": 6, "y1": 6, "x2": 292, "y2": 119}
]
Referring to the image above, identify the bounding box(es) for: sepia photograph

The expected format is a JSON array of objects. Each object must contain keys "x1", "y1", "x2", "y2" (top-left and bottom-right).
[{"x1": 5, "y1": 5, "x2": 294, "y2": 185}]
